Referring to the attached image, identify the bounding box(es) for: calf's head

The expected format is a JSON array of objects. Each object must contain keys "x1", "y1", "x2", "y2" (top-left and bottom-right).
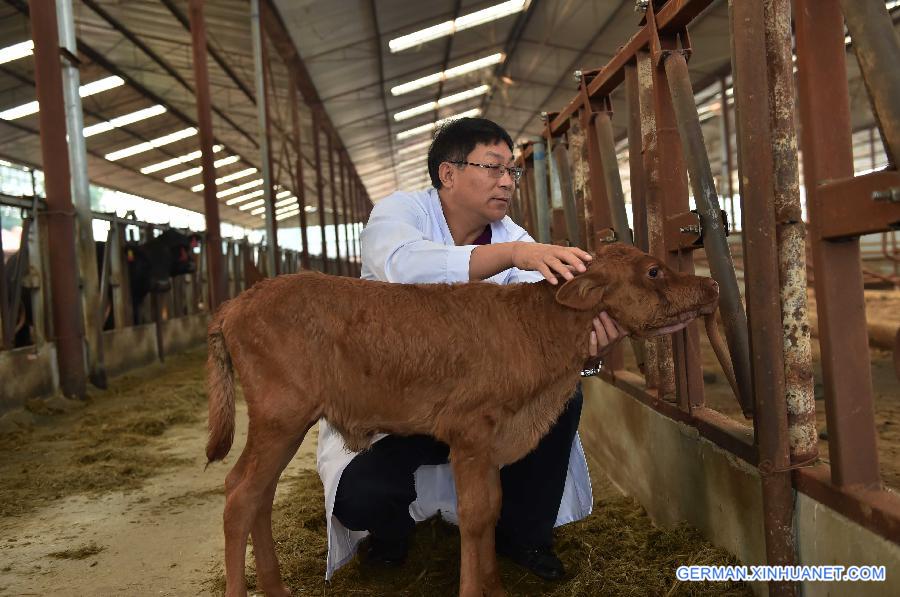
[{"x1": 555, "y1": 243, "x2": 719, "y2": 337}]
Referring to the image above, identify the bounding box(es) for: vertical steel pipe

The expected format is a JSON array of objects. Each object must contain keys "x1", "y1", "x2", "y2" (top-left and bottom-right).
[
  {"x1": 288, "y1": 78, "x2": 311, "y2": 270},
  {"x1": 625, "y1": 64, "x2": 648, "y2": 253},
  {"x1": 730, "y1": 0, "x2": 797, "y2": 590},
  {"x1": 765, "y1": 0, "x2": 817, "y2": 464},
  {"x1": 348, "y1": 179, "x2": 355, "y2": 275},
  {"x1": 637, "y1": 51, "x2": 674, "y2": 398},
  {"x1": 339, "y1": 150, "x2": 352, "y2": 275},
  {"x1": 720, "y1": 78, "x2": 736, "y2": 232},
  {"x1": 326, "y1": 130, "x2": 342, "y2": 276},
  {"x1": 568, "y1": 114, "x2": 593, "y2": 250},
  {"x1": 796, "y1": 0, "x2": 881, "y2": 488},
  {"x1": 594, "y1": 110, "x2": 632, "y2": 245},
  {"x1": 188, "y1": 0, "x2": 226, "y2": 309},
  {"x1": 30, "y1": 0, "x2": 86, "y2": 398},
  {"x1": 663, "y1": 51, "x2": 753, "y2": 416},
  {"x1": 312, "y1": 107, "x2": 328, "y2": 273},
  {"x1": 595, "y1": 106, "x2": 644, "y2": 373},
  {"x1": 551, "y1": 142, "x2": 582, "y2": 248},
  {"x1": 531, "y1": 140, "x2": 551, "y2": 243},
  {"x1": 57, "y1": 0, "x2": 104, "y2": 386},
  {"x1": 0, "y1": 212, "x2": 9, "y2": 348},
  {"x1": 251, "y1": 0, "x2": 277, "y2": 276}
]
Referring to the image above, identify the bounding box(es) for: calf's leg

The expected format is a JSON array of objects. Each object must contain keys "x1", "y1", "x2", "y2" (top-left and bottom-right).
[
  {"x1": 222, "y1": 417, "x2": 310, "y2": 597},
  {"x1": 477, "y1": 466, "x2": 504, "y2": 596},
  {"x1": 251, "y1": 424, "x2": 312, "y2": 596},
  {"x1": 450, "y1": 445, "x2": 506, "y2": 597}
]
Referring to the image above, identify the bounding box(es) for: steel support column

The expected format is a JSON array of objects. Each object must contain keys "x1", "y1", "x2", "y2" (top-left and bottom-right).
[
  {"x1": 56, "y1": 0, "x2": 104, "y2": 387},
  {"x1": 312, "y1": 107, "x2": 327, "y2": 273},
  {"x1": 720, "y1": 77, "x2": 736, "y2": 232},
  {"x1": 327, "y1": 130, "x2": 342, "y2": 276},
  {"x1": 30, "y1": 0, "x2": 86, "y2": 398},
  {"x1": 625, "y1": 64, "x2": 648, "y2": 253},
  {"x1": 339, "y1": 150, "x2": 351, "y2": 275},
  {"x1": 551, "y1": 142, "x2": 581, "y2": 247},
  {"x1": 795, "y1": 0, "x2": 880, "y2": 488},
  {"x1": 188, "y1": 0, "x2": 226, "y2": 309},
  {"x1": 568, "y1": 113, "x2": 592, "y2": 250},
  {"x1": 531, "y1": 139, "x2": 551, "y2": 243},
  {"x1": 594, "y1": 109, "x2": 631, "y2": 245},
  {"x1": 730, "y1": 1, "x2": 797, "y2": 590},
  {"x1": 288, "y1": 78, "x2": 311, "y2": 270},
  {"x1": 251, "y1": 0, "x2": 277, "y2": 276}
]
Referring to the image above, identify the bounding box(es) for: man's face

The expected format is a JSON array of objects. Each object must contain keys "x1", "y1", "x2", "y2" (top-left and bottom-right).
[{"x1": 446, "y1": 142, "x2": 516, "y2": 223}]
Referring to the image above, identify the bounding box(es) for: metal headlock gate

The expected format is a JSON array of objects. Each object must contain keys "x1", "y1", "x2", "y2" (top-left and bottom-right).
[{"x1": 512, "y1": 1, "x2": 900, "y2": 595}]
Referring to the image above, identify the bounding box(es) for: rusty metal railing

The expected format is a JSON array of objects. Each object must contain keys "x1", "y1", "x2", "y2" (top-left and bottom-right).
[{"x1": 511, "y1": 0, "x2": 900, "y2": 591}]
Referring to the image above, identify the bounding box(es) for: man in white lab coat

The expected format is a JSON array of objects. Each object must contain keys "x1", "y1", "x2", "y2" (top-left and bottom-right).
[{"x1": 316, "y1": 117, "x2": 627, "y2": 582}]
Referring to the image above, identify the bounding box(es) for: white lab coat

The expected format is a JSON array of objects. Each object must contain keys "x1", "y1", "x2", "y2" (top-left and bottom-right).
[{"x1": 316, "y1": 187, "x2": 593, "y2": 580}]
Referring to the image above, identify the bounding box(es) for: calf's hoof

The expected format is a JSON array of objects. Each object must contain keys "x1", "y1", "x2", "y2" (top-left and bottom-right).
[{"x1": 260, "y1": 584, "x2": 291, "y2": 597}]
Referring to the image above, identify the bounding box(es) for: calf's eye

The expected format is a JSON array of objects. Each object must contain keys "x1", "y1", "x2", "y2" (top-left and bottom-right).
[{"x1": 647, "y1": 267, "x2": 660, "y2": 279}]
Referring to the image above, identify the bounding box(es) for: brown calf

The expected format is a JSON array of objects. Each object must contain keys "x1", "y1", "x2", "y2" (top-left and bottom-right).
[{"x1": 206, "y1": 242, "x2": 725, "y2": 597}]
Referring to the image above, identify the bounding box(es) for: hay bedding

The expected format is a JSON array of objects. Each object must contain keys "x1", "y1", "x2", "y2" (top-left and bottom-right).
[
  {"x1": 208, "y1": 470, "x2": 751, "y2": 596},
  {"x1": 0, "y1": 345, "x2": 750, "y2": 595},
  {"x1": 0, "y1": 349, "x2": 208, "y2": 518}
]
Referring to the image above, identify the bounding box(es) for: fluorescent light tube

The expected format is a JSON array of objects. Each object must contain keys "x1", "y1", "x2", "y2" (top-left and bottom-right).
[
  {"x1": 84, "y1": 104, "x2": 167, "y2": 137},
  {"x1": 166, "y1": 155, "x2": 240, "y2": 183},
  {"x1": 225, "y1": 189, "x2": 265, "y2": 206},
  {"x1": 391, "y1": 54, "x2": 503, "y2": 96},
  {"x1": 216, "y1": 178, "x2": 263, "y2": 198},
  {"x1": 394, "y1": 85, "x2": 490, "y2": 121},
  {"x1": 389, "y1": 1, "x2": 528, "y2": 53},
  {"x1": 0, "y1": 40, "x2": 34, "y2": 65},
  {"x1": 104, "y1": 127, "x2": 198, "y2": 161},
  {"x1": 397, "y1": 139, "x2": 433, "y2": 156},
  {"x1": 0, "y1": 75, "x2": 125, "y2": 121},
  {"x1": 191, "y1": 165, "x2": 256, "y2": 191},
  {"x1": 276, "y1": 209, "x2": 300, "y2": 221},
  {"x1": 238, "y1": 198, "x2": 266, "y2": 211},
  {"x1": 78, "y1": 75, "x2": 125, "y2": 97},
  {"x1": 140, "y1": 145, "x2": 223, "y2": 174},
  {"x1": 396, "y1": 108, "x2": 481, "y2": 141}
]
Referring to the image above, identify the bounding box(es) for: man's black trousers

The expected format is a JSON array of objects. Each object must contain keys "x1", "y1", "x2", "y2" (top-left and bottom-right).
[{"x1": 333, "y1": 385, "x2": 583, "y2": 549}]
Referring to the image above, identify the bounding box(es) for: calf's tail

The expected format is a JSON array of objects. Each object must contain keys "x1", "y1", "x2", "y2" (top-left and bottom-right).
[{"x1": 206, "y1": 308, "x2": 236, "y2": 464}]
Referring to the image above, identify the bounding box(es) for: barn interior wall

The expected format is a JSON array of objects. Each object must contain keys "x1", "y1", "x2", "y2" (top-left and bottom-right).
[
  {"x1": 0, "y1": 342, "x2": 58, "y2": 411},
  {"x1": 0, "y1": 315, "x2": 208, "y2": 414}
]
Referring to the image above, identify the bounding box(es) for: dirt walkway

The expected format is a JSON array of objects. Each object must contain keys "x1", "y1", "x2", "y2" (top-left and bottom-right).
[
  {"x1": 0, "y1": 346, "x2": 751, "y2": 597},
  {"x1": 0, "y1": 349, "x2": 317, "y2": 596}
]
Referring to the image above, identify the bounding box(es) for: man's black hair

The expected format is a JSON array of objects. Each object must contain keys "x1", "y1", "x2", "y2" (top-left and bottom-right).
[{"x1": 427, "y1": 117, "x2": 514, "y2": 189}]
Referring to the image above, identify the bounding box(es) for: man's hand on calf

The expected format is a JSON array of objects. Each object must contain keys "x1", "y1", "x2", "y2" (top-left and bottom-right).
[{"x1": 510, "y1": 242, "x2": 593, "y2": 285}]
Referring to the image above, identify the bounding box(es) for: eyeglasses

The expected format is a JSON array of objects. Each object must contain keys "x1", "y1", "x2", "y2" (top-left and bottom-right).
[{"x1": 449, "y1": 161, "x2": 524, "y2": 183}]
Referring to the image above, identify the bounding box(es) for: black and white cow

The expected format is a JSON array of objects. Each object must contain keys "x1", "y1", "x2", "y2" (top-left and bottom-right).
[{"x1": 3, "y1": 228, "x2": 199, "y2": 347}]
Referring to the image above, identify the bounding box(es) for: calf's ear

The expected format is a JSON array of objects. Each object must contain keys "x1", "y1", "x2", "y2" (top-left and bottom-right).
[{"x1": 555, "y1": 275, "x2": 605, "y2": 311}]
